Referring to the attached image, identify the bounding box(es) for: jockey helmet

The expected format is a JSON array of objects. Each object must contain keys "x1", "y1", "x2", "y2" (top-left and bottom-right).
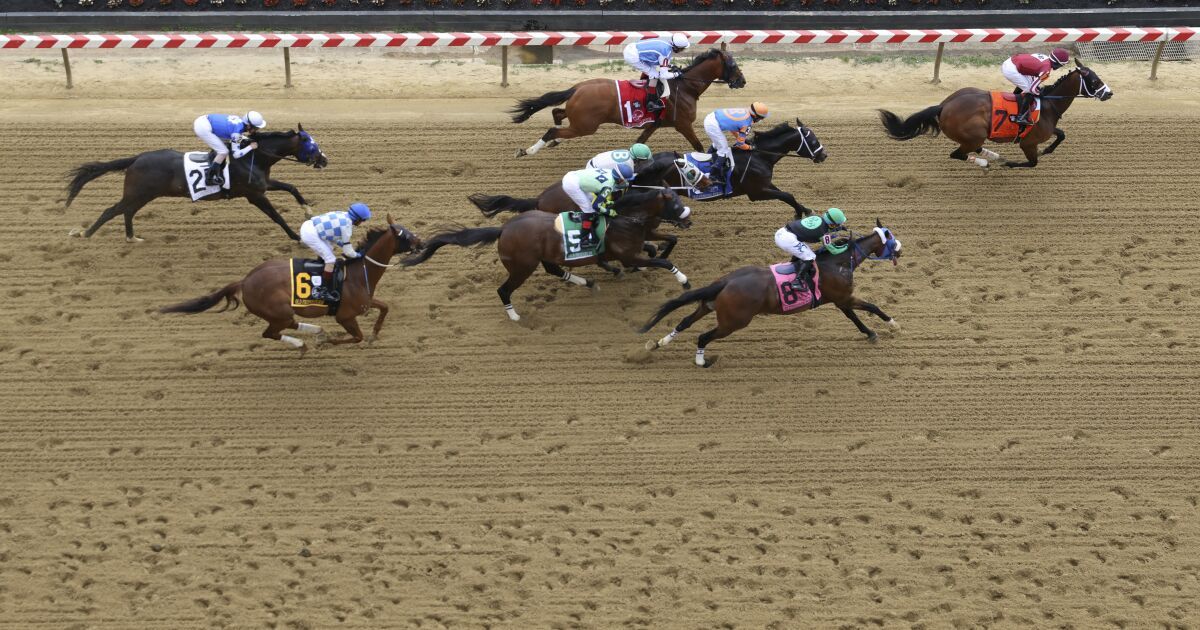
[
  {"x1": 750, "y1": 102, "x2": 770, "y2": 121},
  {"x1": 629, "y1": 143, "x2": 652, "y2": 161},
  {"x1": 245, "y1": 111, "x2": 267, "y2": 129},
  {"x1": 670, "y1": 33, "x2": 690, "y2": 51},
  {"x1": 348, "y1": 202, "x2": 371, "y2": 222},
  {"x1": 1050, "y1": 47, "x2": 1071, "y2": 69},
  {"x1": 613, "y1": 163, "x2": 635, "y2": 183},
  {"x1": 823, "y1": 207, "x2": 846, "y2": 227}
]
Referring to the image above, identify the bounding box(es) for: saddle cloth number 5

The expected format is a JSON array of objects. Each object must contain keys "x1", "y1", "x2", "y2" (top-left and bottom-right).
[{"x1": 565, "y1": 229, "x2": 583, "y2": 254}]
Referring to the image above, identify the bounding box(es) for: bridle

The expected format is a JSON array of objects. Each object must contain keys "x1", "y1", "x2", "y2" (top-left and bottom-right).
[{"x1": 363, "y1": 226, "x2": 414, "y2": 268}]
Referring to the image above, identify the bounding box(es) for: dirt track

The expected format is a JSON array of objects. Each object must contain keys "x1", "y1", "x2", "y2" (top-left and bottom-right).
[{"x1": 2, "y1": 51, "x2": 1200, "y2": 628}]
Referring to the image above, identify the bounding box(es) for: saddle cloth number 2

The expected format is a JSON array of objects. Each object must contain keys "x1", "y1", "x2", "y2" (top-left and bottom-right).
[{"x1": 186, "y1": 164, "x2": 209, "y2": 195}]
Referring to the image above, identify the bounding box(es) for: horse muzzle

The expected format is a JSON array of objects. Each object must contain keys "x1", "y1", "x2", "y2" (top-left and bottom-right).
[
  {"x1": 312, "y1": 153, "x2": 329, "y2": 169},
  {"x1": 1099, "y1": 88, "x2": 1113, "y2": 101},
  {"x1": 812, "y1": 150, "x2": 828, "y2": 164}
]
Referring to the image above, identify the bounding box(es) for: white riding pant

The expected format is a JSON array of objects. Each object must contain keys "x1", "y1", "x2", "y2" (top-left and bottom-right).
[
  {"x1": 1001, "y1": 59, "x2": 1041, "y2": 94},
  {"x1": 703, "y1": 112, "x2": 732, "y2": 161},
  {"x1": 193, "y1": 116, "x2": 229, "y2": 161},
  {"x1": 300, "y1": 221, "x2": 337, "y2": 265},
  {"x1": 562, "y1": 174, "x2": 594, "y2": 216},
  {"x1": 622, "y1": 46, "x2": 672, "y2": 99},
  {"x1": 774, "y1": 228, "x2": 815, "y2": 261}
]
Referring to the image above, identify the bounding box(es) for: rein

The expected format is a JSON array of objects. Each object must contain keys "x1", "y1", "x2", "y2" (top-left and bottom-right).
[{"x1": 364, "y1": 254, "x2": 397, "y2": 268}]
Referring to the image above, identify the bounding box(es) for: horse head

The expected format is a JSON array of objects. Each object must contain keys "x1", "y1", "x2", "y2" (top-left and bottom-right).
[
  {"x1": 657, "y1": 188, "x2": 693, "y2": 229},
  {"x1": 296, "y1": 123, "x2": 329, "y2": 169},
  {"x1": 793, "y1": 118, "x2": 827, "y2": 163},
  {"x1": 719, "y1": 50, "x2": 746, "y2": 89},
  {"x1": 682, "y1": 49, "x2": 745, "y2": 89},
  {"x1": 1073, "y1": 59, "x2": 1113, "y2": 101},
  {"x1": 385, "y1": 213, "x2": 423, "y2": 255},
  {"x1": 872, "y1": 218, "x2": 902, "y2": 265}
]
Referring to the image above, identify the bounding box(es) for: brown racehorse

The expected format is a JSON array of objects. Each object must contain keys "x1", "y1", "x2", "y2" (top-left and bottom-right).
[
  {"x1": 402, "y1": 189, "x2": 692, "y2": 321},
  {"x1": 510, "y1": 49, "x2": 746, "y2": 157},
  {"x1": 159, "y1": 215, "x2": 422, "y2": 353},
  {"x1": 65, "y1": 127, "x2": 327, "y2": 242},
  {"x1": 878, "y1": 60, "x2": 1112, "y2": 169},
  {"x1": 640, "y1": 221, "x2": 902, "y2": 367}
]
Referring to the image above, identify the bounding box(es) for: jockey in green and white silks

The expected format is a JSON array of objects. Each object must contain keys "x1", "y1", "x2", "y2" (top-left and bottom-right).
[
  {"x1": 587, "y1": 143, "x2": 653, "y2": 173},
  {"x1": 562, "y1": 164, "x2": 634, "y2": 249},
  {"x1": 774, "y1": 208, "x2": 847, "y2": 293}
]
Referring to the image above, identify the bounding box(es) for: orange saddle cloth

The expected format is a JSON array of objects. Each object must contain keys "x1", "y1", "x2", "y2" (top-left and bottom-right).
[{"x1": 989, "y1": 91, "x2": 1040, "y2": 141}]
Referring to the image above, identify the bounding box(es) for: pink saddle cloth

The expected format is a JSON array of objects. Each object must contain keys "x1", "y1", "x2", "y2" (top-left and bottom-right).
[{"x1": 770, "y1": 262, "x2": 821, "y2": 313}]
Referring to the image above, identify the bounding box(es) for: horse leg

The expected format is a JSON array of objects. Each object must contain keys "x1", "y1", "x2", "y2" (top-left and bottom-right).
[
  {"x1": 1003, "y1": 140, "x2": 1040, "y2": 169},
  {"x1": 1041, "y1": 128, "x2": 1066, "y2": 155},
  {"x1": 497, "y1": 264, "x2": 535, "y2": 321},
  {"x1": 551, "y1": 108, "x2": 568, "y2": 126},
  {"x1": 646, "y1": 302, "x2": 711, "y2": 351},
  {"x1": 849, "y1": 296, "x2": 900, "y2": 335},
  {"x1": 676, "y1": 122, "x2": 705, "y2": 152},
  {"x1": 838, "y1": 304, "x2": 879, "y2": 343},
  {"x1": 597, "y1": 260, "x2": 623, "y2": 277},
  {"x1": 695, "y1": 315, "x2": 749, "y2": 368},
  {"x1": 647, "y1": 229, "x2": 676, "y2": 258},
  {"x1": 748, "y1": 184, "x2": 812, "y2": 219},
  {"x1": 635, "y1": 123, "x2": 661, "y2": 146},
  {"x1": 642, "y1": 243, "x2": 659, "y2": 257},
  {"x1": 263, "y1": 318, "x2": 306, "y2": 353},
  {"x1": 327, "y1": 316, "x2": 366, "y2": 345},
  {"x1": 542, "y1": 260, "x2": 593, "y2": 288},
  {"x1": 952, "y1": 144, "x2": 993, "y2": 170},
  {"x1": 80, "y1": 195, "x2": 149, "y2": 242},
  {"x1": 246, "y1": 193, "x2": 301, "y2": 241},
  {"x1": 267, "y1": 178, "x2": 313, "y2": 216},
  {"x1": 622, "y1": 255, "x2": 690, "y2": 289},
  {"x1": 370, "y1": 298, "x2": 389, "y2": 339},
  {"x1": 518, "y1": 123, "x2": 590, "y2": 157}
]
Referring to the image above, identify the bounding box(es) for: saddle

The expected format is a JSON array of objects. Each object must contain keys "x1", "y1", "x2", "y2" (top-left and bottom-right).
[{"x1": 291, "y1": 258, "x2": 348, "y2": 310}]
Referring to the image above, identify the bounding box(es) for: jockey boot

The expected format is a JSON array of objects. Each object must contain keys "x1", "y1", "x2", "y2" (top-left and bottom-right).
[
  {"x1": 1013, "y1": 92, "x2": 1035, "y2": 125},
  {"x1": 314, "y1": 269, "x2": 338, "y2": 301},
  {"x1": 646, "y1": 82, "x2": 666, "y2": 113},
  {"x1": 205, "y1": 163, "x2": 224, "y2": 187},
  {"x1": 790, "y1": 260, "x2": 811, "y2": 293},
  {"x1": 577, "y1": 216, "x2": 596, "y2": 249}
]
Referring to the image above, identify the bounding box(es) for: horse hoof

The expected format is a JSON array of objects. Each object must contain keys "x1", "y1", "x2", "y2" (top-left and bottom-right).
[
  {"x1": 505, "y1": 308, "x2": 520, "y2": 322},
  {"x1": 302, "y1": 204, "x2": 314, "y2": 218},
  {"x1": 867, "y1": 333, "x2": 879, "y2": 344},
  {"x1": 68, "y1": 227, "x2": 84, "y2": 238},
  {"x1": 697, "y1": 355, "x2": 718, "y2": 368},
  {"x1": 887, "y1": 319, "x2": 901, "y2": 331},
  {"x1": 645, "y1": 340, "x2": 659, "y2": 351},
  {"x1": 514, "y1": 149, "x2": 526, "y2": 158},
  {"x1": 682, "y1": 282, "x2": 692, "y2": 290},
  {"x1": 126, "y1": 236, "x2": 145, "y2": 243},
  {"x1": 586, "y1": 279, "x2": 597, "y2": 291}
]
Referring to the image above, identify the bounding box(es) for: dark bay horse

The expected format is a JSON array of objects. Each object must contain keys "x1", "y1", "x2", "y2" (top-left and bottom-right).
[
  {"x1": 403, "y1": 189, "x2": 692, "y2": 321},
  {"x1": 878, "y1": 61, "x2": 1112, "y2": 169},
  {"x1": 160, "y1": 215, "x2": 422, "y2": 353},
  {"x1": 511, "y1": 49, "x2": 746, "y2": 157},
  {"x1": 634, "y1": 119, "x2": 827, "y2": 218},
  {"x1": 640, "y1": 221, "x2": 902, "y2": 367},
  {"x1": 65, "y1": 126, "x2": 328, "y2": 242}
]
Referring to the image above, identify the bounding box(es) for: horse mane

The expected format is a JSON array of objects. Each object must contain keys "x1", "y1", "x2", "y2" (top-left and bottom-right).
[
  {"x1": 816, "y1": 231, "x2": 876, "y2": 259},
  {"x1": 251, "y1": 130, "x2": 298, "y2": 140},
  {"x1": 1044, "y1": 68, "x2": 1080, "y2": 93},
  {"x1": 753, "y1": 122, "x2": 797, "y2": 144},
  {"x1": 679, "y1": 48, "x2": 724, "y2": 74},
  {"x1": 355, "y1": 226, "x2": 390, "y2": 252}
]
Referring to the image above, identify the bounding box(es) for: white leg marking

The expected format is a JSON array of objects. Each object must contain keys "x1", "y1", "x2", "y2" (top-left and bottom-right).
[
  {"x1": 525, "y1": 139, "x2": 547, "y2": 155},
  {"x1": 279, "y1": 335, "x2": 304, "y2": 349},
  {"x1": 973, "y1": 157, "x2": 989, "y2": 169},
  {"x1": 695, "y1": 347, "x2": 706, "y2": 367},
  {"x1": 505, "y1": 304, "x2": 520, "y2": 321},
  {"x1": 659, "y1": 329, "x2": 678, "y2": 347},
  {"x1": 670, "y1": 266, "x2": 688, "y2": 285},
  {"x1": 981, "y1": 148, "x2": 1001, "y2": 161},
  {"x1": 887, "y1": 318, "x2": 901, "y2": 330},
  {"x1": 564, "y1": 272, "x2": 588, "y2": 287},
  {"x1": 295, "y1": 322, "x2": 322, "y2": 334}
]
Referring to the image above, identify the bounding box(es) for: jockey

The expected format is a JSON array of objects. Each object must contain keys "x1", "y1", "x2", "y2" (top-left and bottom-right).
[
  {"x1": 192, "y1": 111, "x2": 267, "y2": 187},
  {"x1": 703, "y1": 103, "x2": 769, "y2": 187},
  {"x1": 622, "y1": 33, "x2": 691, "y2": 113},
  {"x1": 562, "y1": 164, "x2": 634, "y2": 249},
  {"x1": 774, "y1": 208, "x2": 847, "y2": 295},
  {"x1": 587, "y1": 143, "x2": 653, "y2": 174},
  {"x1": 299, "y1": 202, "x2": 371, "y2": 301},
  {"x1": 1001, "y1": 48, "x2": 1071, "y2": 126}
]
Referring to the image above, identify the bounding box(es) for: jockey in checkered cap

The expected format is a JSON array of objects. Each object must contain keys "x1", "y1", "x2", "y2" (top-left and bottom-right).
[
  {"x1": 299, "y1": 202, "x2": 371, "y2": 301},
  {"x1": 1001, "y1": 48, "x2": 1071, "y2": 126}
]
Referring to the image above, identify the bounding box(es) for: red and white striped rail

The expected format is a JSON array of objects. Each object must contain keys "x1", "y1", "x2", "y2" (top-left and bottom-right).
[{"x1": 1, "y1": 27, "x2": 1196, "y2": 49}]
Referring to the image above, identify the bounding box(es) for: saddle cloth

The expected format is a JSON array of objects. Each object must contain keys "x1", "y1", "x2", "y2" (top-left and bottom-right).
[
  {"x1": 554, "y1": 213, "x2": 609, "y2": 261},
  {"x1": 770, "y1": 262, "x2": 821, "y2": 313},
  {"x1": 682, "y1": 152, "x2": 732, "y2": 200},
  {"x1": 989, "y1": 91, "x2": 1041, "y2": 142},
  {"x1": 615, "y1": 80, "x2": 664, "y2": 129},
  {"x1": 289, "y1": 259, "x2": 345, "y2": 309},
  {"x1": 183, "y1": 152, "x2": 232, "y2": 201}
]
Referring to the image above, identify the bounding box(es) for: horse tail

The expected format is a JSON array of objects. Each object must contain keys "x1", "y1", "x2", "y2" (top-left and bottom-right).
[
  {"x1": 402, "y1": 226, "x2": 503, "y2": 267},
  {"x1": 639, "y1": 278, "x2": 728, "y2": 334},
  {"x1": 878, "y1": 106, "x2": 943, "y2": 141},
  {"x1": 469, "y1": 193, "x2": 539, "y2": 218},
  {"x1": 64, "y1": 156, "x2": 138, "y2": 207},
  {"x1": 159, "y1": 282, "x2": 242, "y2": 314},
  {"x1": 509, "y1": 88, "x2": 577, "y2": 123}
]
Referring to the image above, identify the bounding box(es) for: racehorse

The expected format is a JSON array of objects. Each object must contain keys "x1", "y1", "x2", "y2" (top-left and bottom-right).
[
  {"x1": 159, "y1": 215, "x2": 422, "y2": 353},
  {"x1": 65, "y1": 126, "x2": 328, "y2": 242},
  {"x1": 633, "y1": 119, "x2": 827, "y2": 218},
  {"x1": 878, "y1": 61, "x2": 1112, "y2": 169},
  {"x1": 510, "y1": 49, "x2": 746, "y2": 157},
  {"x1": 640, "y1": 220, "x2": 902, "y2": 367},
  {"x1": 402, "y1": 189, "x2": 693, "y2": 321}
]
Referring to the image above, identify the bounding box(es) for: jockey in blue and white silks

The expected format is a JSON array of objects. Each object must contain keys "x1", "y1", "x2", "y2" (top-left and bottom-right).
[
  {"x1": 299, "y1": 202, "x2": 371, "y2": 301},
  {"x1": 192, "y1": 111, "x2": 267, "y2": 186},
  {"x1": 622, "y1": 33, "x2": 690, "y2": 113}
]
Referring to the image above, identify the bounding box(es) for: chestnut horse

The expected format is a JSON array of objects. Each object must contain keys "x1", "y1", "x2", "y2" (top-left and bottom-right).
[
  {"x1": 511, "y1": 49, "x2": 746, "y2": 157},
  {"x1": 402, "y1": 189, "x2": 692, "y2": 321},
  {"x1": 878, "y1": 60, "x2": 1112, "y2": 169},
  {"x1": 159, "y1": 215, "x2": 422, "y2": 353},
  {"x1": 640, "y1": 221, "x2": 902, "y2": 367},
  {"x1": 65, "y1": 126, "x2": 328, "y2": 242}
]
